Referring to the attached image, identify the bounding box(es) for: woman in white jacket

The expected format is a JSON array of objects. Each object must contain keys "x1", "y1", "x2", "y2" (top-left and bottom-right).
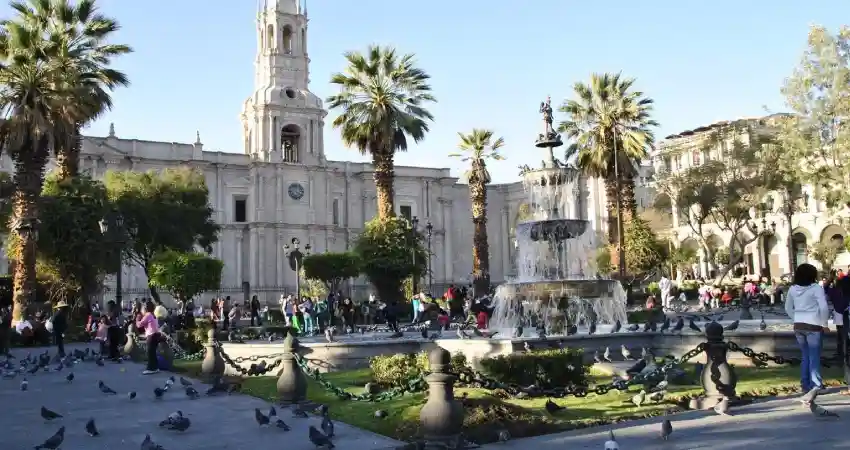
[{"x1": 785, "y1": 263, "x2": 830, "y2": 394}]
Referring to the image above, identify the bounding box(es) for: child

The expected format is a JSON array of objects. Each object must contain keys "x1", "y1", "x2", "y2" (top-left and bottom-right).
[
  {"x1": 437, "y1": 309, "x2": 451, "y2": 330},
  {"x1": 476, "y1": 307, "x2": 488, "y2": 330},
  {"x1": 94, "y1": 316, "x2": 110, "y2": 355}
]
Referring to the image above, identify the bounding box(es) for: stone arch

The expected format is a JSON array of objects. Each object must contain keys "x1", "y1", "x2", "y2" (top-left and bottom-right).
[
  {"x1": 266, "y1": 24, "x2": 275, "y2": 50},
  {"x1": 791, "y1": 227, "x2": 811, "y2": 268},
  {"x1": 820, "y1": 223, "x2": 847, "y2": 253},
  {"x1": 282, "y1": 25, "x2": 293, "y2": 54},
  {"x1": 281, "y1": 124, "x2": 301, "y2": 163}
]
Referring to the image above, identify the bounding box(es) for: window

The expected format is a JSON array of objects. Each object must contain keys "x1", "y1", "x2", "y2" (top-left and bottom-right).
[
  {"x1": 399, "y1": 205, "x2": 412, "y2": 221},
  {"x1": 691, "y1": 150, "x2": 701, "y2": 166},
  {"x1": 234, "y1": 198, "x2": 247, "y2": 223},
  {"x1": 332, "y1": 198, "x2": 340, "y2": 225}
]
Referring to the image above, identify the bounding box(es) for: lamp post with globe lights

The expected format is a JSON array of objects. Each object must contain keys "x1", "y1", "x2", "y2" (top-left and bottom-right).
[
  {"x1": 99, "y1": 214, "x2": 125, "y2": 306},
  {"x1": 284, "y1": 238, "x2": 311, "y2": 299},
  {"x1": 411, "y1": 216, "x2": 419, "y2": 295},
  {"x1": 425, "y1": 220, "x2": 434, "y2": 294},
  {"x1": 751, "y1": 217, "x2": 777, "y2": 278}
]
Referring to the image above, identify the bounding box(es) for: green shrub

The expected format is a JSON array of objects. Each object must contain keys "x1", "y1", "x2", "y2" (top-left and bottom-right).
[
  {"x1": 479, "y1": 348, "x2": 587, "y2": 388},
  {"x1": 680, "y1": 280, "x2": 699, "y2": 291},
  {"x1": 371, "y1": 351, "x2": 470, "y2": 387},
  {"x1": 646, "y1": 281, "x2": 660, "y2": 295}
]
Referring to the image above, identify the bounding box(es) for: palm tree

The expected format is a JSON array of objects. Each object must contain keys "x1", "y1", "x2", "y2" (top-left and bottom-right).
[
  {"x1": 326, "y1": 45, "x2": 436, "y2": 220},
  {"x1": 450, "y1": 129, "x2": 505, "y2": 295},
  {"x1": 0, "y1": 21, "x2": 75, "y2": 322},
  {"x1": 12, "y1": 0, "x2": 131, "y2": 179},
  {"x1": 558, "y1": 72, "x2": 658, "y2": 275}
]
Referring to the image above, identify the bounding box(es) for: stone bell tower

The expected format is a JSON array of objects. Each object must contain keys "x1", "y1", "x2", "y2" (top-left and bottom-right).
[{"x1": 240, "y1": 0, "x2": 326, "y2": 165}]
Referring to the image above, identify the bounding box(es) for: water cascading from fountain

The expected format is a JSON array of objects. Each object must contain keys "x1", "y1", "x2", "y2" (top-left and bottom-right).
[{"x1": 487, "y1": 96, "x2": 628, "y2": 336}]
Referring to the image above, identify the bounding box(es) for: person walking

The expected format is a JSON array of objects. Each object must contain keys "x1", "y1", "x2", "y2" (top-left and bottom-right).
[
  {"x1": 250, "y1": 295, "x2": 262, "y2": 326},
  {"x1": 136, "y1": 300, "x2": 164, "y2": 375},
  {"x1": 50, "y1": 300, "x2": 69, "y2": 357},
  {"x1": 785, "y1": 263, "x2": 831, "y2": 399},
  {"x1": 105, "y1": 300, "x2": 124, "y2": 361}
]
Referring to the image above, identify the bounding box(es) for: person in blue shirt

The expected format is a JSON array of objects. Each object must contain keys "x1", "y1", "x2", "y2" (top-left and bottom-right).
[{"x1": 412, "y1": 293, "x2": 421, "y2": 324}]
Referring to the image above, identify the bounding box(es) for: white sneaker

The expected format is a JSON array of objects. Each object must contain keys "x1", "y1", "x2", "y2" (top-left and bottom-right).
[{"x1": 142, "y1": 369, "x2": 159, "y2": 375}]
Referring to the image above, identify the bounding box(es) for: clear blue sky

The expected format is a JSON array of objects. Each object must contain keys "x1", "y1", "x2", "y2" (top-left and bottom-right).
[{"x1": 3, "y1": 0, "x2": 848, "y2": 183}]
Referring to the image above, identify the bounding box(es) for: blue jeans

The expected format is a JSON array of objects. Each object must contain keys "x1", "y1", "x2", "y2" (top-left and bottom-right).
[
  {"x1": 303, "y1": 313, "x2": 314, "y2": 334},
  {"x1": 412, "y1": 302, "x2": 421, "y2": 323},
  {"x1": 795, "y1": 330, "x2": 824, "y2": 391}
]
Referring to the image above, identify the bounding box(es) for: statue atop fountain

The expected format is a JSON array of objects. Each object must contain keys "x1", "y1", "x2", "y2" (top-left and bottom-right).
[{"x1": 489, "y1": 97, "x2": 628, "y2": 336}]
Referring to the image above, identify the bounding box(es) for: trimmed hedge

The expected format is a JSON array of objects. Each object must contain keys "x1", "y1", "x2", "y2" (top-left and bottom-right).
[
  {"x1": 369, "y1": 351, "x2": 468, "y2": 387},
  {"x1": 479, "y1": 348, "x2": 587, "y2": 388}
]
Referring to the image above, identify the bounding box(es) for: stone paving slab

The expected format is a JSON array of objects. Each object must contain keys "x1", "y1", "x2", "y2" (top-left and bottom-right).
[
  {"x1": 2, "y1": 344, "x2": 402, "y2": 450},
  {"x1": 480, "y1": 391, "x2": 850, "y2": 449}
]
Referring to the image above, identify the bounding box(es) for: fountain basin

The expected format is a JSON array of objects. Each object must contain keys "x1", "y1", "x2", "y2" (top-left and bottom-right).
[
  {"x1": 496, "y1": 279, "x2": 616, "y2": 299},
  {"x1": 516, "y1": 219, "x2": 589, "y2": 241}
]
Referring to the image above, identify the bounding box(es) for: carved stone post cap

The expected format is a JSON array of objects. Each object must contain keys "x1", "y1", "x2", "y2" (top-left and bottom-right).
[
  {"x1": 428, "y1": 347, "x2": 451, "y2": 373},
  {"x1": 705, "y1": 321, "x2": 724, "y2": 341},
  {"x1": 283, "y1": 333, "x2": 298, "y2": 352},
  {"x1": 128, "y1": 324, "x2": 136, "y2": 332},
  {"x1": 207, "y1": 329, "x2": 216, "y2": 341}
]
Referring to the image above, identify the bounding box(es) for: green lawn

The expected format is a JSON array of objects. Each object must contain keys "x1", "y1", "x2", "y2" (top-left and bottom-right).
[{"x1": 172, "y1": 360, "x2": 844, "y2": 443}]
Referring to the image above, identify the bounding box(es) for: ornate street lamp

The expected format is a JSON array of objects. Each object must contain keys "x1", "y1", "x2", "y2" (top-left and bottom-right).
[
  {"x1": 99, "y1": 214, "x2": 125, "y2": 306},
  {"x1": 283, "y1": 237, "x2": 311, "y2": 299},
  {"x1": 425, "y1": 220, "x2": 433, "y2": 294}
]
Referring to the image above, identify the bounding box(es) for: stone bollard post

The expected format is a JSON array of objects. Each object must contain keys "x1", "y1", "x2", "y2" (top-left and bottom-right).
[
  {"x1": 276, "y1": 333, "x2": 307, "y2": 404},
  {"x1": 420, "y1": 348, "x2": 464, "y2": 442},
  {"x1": 123, "y1": 324, "x2": 144, "y2": 362},
  {"x1": 200, "y1": 329, "x2": 224, "y2": 379},
  {"x1": 739, "y1": 296, "x2": 753, "y2": 320},
  {"x1": 689, "y1": 321, "x2": 738, "y2": 410}
]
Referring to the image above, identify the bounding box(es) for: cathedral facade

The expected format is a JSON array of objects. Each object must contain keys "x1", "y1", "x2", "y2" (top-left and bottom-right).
[{"x1": 0, "y1": 0, "x2": 611, "y2": 305}]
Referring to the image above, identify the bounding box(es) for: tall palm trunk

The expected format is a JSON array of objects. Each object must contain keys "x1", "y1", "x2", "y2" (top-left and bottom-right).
[
  {"x1": 371, "y1": 148, "x2": 396, "y2": 219},
  {"x1": 10, "y1": 135, "x2": 49, "y2": 323},
  {"x1": 604, "y1": 177, "x2": 619, "y2": 244},
  {"x1": 470, "y1": 181, "x2": 490, "y2": 295},
  {"x1": 621, "y1": 175, "x2": 638, "y2": 221},
  {"x1": 55, "y1": 124, "x2": 82, "y2": 180}
]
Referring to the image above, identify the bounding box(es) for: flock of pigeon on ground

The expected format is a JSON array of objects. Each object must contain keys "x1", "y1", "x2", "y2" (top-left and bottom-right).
[{"x1": 0, "y1": 348, "x2": 337, "y2": 450}]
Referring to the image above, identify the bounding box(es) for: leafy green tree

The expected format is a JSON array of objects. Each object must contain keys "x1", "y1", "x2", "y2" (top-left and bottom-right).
[
  {"x1": 450, "y1": 129, "x2": 505, "y2": 294},
  {"x1": 778, "y1": 25, "x2": 850, "y2": 210},
  {"x1": 558, "y1": 72, "x2": 659, "y2": 274},
  {"x1": 810, "y1": 240, "x2": 840, "y2": 271},
  {"x1": 301, "y1": 252, "x2": 360, "y2": 293},
  {"x1": 713, "y1": 247, "x2": 731, "y2": 267},
  {"x1": 326, "y1": 46, "x2": 436, "y2": 219},
  {"x1": 104, "y1": 168, "x2": 219, "y2": 301},
  {"x1": 594, "y1": 246, "x2": 614, "y2": 275},
  {"x1": 299, "y1": 269, "x2": 329, "y2": 300},
  {"x1": 148, "y1": 250, "x2": 223, "y2": 302},
  {"x1": 623, "y1": 218, "x2": 664, "y2": 277},
  {"x1": 352, "y1": 216, "x2": 426, "y2": 304},
  {"x1": 667, "y1": 244, "x2": 698, "y2": 280}
]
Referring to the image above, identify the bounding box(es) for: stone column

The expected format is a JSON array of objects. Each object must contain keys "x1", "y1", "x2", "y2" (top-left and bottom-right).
[
  {"x1": 258, "y1": 228, "x2": 266, "y2": 289},
  {"x1": 441, "y1": 199, "x2": 453, "y2": 281},
  {"x1": 501, "y1": 206, "x2": 511, "y2": 278},
  {"x1": 276, "y1": 229, "x2": 284, "y2": 287},
  {"x1": 276, "y1": 333, "x2": 307, "y2": 404},
  {"x1": 249, "y1": 228, "x2": 259, "y2": 287},
  {"x1": 419, "y1": 348, "x2": 464, "y2": 441},
  {"x1": 571, "y1": 185, "x2": 582, "y2": 219},
  {"x1": 236, "y1": 232, "x2": 244, "y2": 285}
]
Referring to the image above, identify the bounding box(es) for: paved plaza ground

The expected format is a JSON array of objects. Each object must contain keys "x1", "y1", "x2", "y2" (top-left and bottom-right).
[
  {"x1": 482, "y1": 391, "x2": 850, "y2": 449},
  {"x1": 1, "y1": 343, "x2": 402, "y2": 450}
]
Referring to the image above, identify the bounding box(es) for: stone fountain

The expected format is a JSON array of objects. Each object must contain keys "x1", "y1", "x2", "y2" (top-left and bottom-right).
[{"x1": 488, "y1": 97, "x2": 628, "y2": 335}]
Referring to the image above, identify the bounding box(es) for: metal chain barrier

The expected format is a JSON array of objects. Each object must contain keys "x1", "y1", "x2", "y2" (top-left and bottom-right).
[
  {"x1": 216, "y1": 342, "x2": 285, "y2": 376},
  {"x1": 293, "y1": 344, "x2": 706, "y2": 402},
  {"x1": 725, "y1": 341, "x2": 801, "y2": 365},
  {"x1": 163, "y1": 334, "x2": 205, "y2": 361}
]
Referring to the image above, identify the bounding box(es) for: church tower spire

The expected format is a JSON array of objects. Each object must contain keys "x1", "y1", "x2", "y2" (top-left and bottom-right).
[{"x1": 241, "y1": 1, "x2": 325, "y2": 165}]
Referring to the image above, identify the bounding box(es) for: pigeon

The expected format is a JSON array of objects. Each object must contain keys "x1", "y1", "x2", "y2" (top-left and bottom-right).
[
  {"x1": 713, "y1": 397, "x2": 730, "y2": 415},
  {"x1": 128, "y1": 391, "x2": 137, "y2": 400},
  {"x1": 497, "y1": 429, "x2": 511, "y2": 443},
  {"x1": 724, "y1": 320, "x2": 740, "y2": 331},
  {"x1": 309, "y1": 425, "x2": 335, "y2": 448},
  {"x1": 641, "y1": 347, "x2": 649, "y2": 359},
  {"x1": 65, "y1": 372, "x2": 74, "y2": 383},
  {"x1": 650, "y1": 380, "x2": 669, "y2": 392},
  {"x1": 604, "y1": 429, "x2": 619, "y2": 450},
  {"x1": 269, "y1": 406, "x2": 277, "y2": 418},
  {"x1": 141, "y1": 434, "x2": 165, "y2": 450},
  {"x1": 621, "y1": 345, "x2": 633, "y2": 360},
  {"x1": 809, "y1": 401, "x2": 840, "y2": 418},
  {"x1": 759, "y1": 315, "x2": 767, "y2": 331},
  {"x1": 98, "y1": 380, "x2": 117, "y2": 395},
  {"x1": 631, "y1": 390, "x2": 647, "y2": 407},
  {"x1": 374, "y1": 409, "x2": 388, "y2": 418},
  {"x1": 27, "y1": 365, "x2": 40, "y2": 375},
  {"x1": 85, "y1": 418, "x2": 100, "y2": 436},
  {"x1": 688, "y1": 319, "x2": 701, "y2": 333},
  {"x1": 593, "y1": 350, "x2": 602, "y2": 364},
  {"x1": 292, "y1": 404, "x2": 309, "y2": 418},
  {"x1": 661, "y1": 415, "x2": 673, "y2": 440},
  {"x1": 626, "y1": 323, "x2": 639, "y2": 332},
  {"x1": 274, "y1": 418, "x2": 291, "y2": 430},
  {"x1": 800, "y1": 386, "x2": 821, "y2": 404},
  {"x1": 185, "y1": 386, "x2": 200, "y2": 399},
  {"x1": 523, "y1": 341, "x2": 532, "y2": 353},
  {"x1": 95, "y1": 358, "x2": 104, "y2": 367},
  {"x1": 321, "y1": 410, "x2": 335, "y2": 437},
  {"x1": 324, "y1": 328, "x2": 335, "y2": 343},
  {"x1": 626, "y1": 358, "x2": 648, "y2": 376},
  {"x1": 34, "y1": 426, "x2": 65, "y2": 450},
  {"x1": 611, "y1": 320, "x2": 622, "y2": 333},
  {"x1": 255, "y1": 408, "x2": 270, "y2": 426},
  {"x1": 165, "y1": 376, "x2": 175, "y2": 389},
  {"x1": 166, "y1": 415, "x2": 191, "y2": 431},
  {"x1": 716, "y1": 315, "x2": 724, "y2": 321},
  {"x1": 154, "y1": 387, "x2": 166, "y2": 399},
  {"x1": 21, "y1": 378, "x2": 28, "y2": 391},
  {"x1": 544, "y1": 399, "x2": 564, "y2": 414},
  {"x1": 642, "y1": 321, "x2": 651, "y2": 332},
  {"x1": 603, "y1": 347, "x2": 612, "y2": 362},
  {"x1": 672, "y1": 316, "x2": 684, "y2": 333},
  {"x1": 751, "y1": 356, "x2": 768, "y2": 369},
  {"x1": 588, "y1": 321, "x2": 597, "y2": 335},
  {"x1": 648, "y1": 390, "x2": 666, "y2": 403},
  {"x1": 659, "y1": 317, "x2": 671, "y2": 333},
  {"x1": 41, "y1": 406, "x2": 63, "y2": 421},
  {"x1": 180, "y1": 376, "x2": 193, "y2": 387}
]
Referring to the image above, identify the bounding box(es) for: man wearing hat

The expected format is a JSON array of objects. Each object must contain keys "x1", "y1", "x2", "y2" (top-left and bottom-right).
[{"x1": 50, "y1": 300, "x2": 69, "y2": 357}]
